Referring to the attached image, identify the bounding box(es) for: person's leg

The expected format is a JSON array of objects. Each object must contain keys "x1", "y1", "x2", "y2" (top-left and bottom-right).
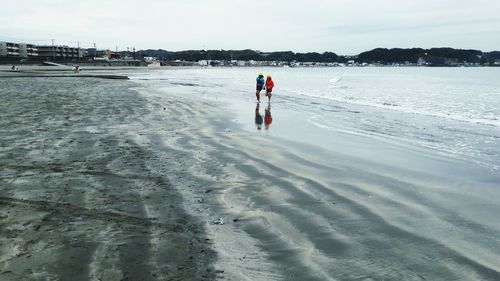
[{"x1": 256, "y1": 90, "x2": 260, "y2": 102}]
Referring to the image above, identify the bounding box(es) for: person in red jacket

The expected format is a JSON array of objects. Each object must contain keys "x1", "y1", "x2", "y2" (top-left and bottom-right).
[{"x1": 265, "y1": 75, "x2": 274, "y2": 102}]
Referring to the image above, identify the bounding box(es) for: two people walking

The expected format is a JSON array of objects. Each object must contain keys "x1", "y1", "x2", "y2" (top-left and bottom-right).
[
  {"x1": 255, "y1": 73, "x2": 275, "y2": 130},
  {"x1": 256, "y1": 73, "x2": 274, "y2": 102}
]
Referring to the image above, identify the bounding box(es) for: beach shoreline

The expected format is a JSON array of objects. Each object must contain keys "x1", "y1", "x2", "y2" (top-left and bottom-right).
[{"x1": 1, "y1": 67, "x2": 500, "y2": 280}]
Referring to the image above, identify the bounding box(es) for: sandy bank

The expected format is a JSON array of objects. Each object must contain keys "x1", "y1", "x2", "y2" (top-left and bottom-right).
[{"x1": 0, "y1": 78, "x2": 216, "y2": 280}]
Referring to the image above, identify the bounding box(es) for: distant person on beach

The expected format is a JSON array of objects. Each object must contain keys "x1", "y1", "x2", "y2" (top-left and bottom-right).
[
  {"x1": 256, "y1": 73, "x2": 265, "y2": 102},
  {"x1": 265, "y1": 103, "x2": 273, "y2": 130},
  {"x1": 255, "y1": 103, "x2": 263, "y2": 130},
  {"x1": 265, "y1": 75, "x2": 274, "y2": 102}
]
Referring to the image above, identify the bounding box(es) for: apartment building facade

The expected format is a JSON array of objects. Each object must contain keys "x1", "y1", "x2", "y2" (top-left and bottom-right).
[{"x1": 1, "y1": 41, "x2": 81, "y2": 60}]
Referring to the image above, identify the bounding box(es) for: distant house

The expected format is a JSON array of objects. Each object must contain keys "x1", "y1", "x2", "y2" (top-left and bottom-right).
[
  {"x1": 147, "y1": 61, "x2": 161, "y2": 68},
  {"x1": 109, "y1": 51, "x2": 121, "y2": 59},
  {"x1": 417, "y1": 57, "x2": 427, "y2": 66},
  {"x1": 444, "y1": 58, "x2": 459, "y2": 66},
  {"x1": 495, "y1": 59, "x2": 500, "y2": 66}
]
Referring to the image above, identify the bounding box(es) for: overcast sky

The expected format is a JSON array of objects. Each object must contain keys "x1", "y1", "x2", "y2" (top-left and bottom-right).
[{"x1": 1, "y1": 0, "x2": 499, "y2": 54}]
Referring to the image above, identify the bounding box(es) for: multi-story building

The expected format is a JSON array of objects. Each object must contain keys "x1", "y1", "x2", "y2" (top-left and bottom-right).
[
  {"x1": 1, "y1": 41, "x2": 113, "y2": 62},
  {"x1": 0, "y1": 42, "x2": 39, "y2": 58},
  {"x1": 19, "y1": 43, "x2": 38, "y2": 58},
  {"x1": 0, "y1": 41, "x2": 21, "y2": 57},
  {"x1": 37, "y1": 45, "x2": 82, "y2": 60}
]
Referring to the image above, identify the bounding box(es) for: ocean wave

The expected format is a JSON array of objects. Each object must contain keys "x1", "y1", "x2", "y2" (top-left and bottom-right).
[{"x1": 288, "y1": 88, "x2": 500, "y2": 127}]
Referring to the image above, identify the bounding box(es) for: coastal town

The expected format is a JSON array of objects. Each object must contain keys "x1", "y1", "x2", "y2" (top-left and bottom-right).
[{"x1": 1, "y1": 40, "x2": 500, "y2": 67}]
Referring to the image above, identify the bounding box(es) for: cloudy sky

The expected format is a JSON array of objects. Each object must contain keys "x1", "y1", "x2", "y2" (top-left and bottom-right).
[{"x1": 1, "y1": 0, "x2": 499, "y2": 54}]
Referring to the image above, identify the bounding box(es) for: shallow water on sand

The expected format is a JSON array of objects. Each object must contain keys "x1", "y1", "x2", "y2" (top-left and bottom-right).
[{"x1": 127, "y1": 67, "x2": 500, "y2": 280}]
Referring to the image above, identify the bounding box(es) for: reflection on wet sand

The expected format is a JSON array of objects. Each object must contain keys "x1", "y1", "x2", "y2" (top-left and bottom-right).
[
  {"x1": 255, "y1": 103, "x2": 273, "y2": 131},
  {"x1": 255, "y1": 103, "x2": 263, "y2": 130},
  {"x1": 265, "y1": 103, "x2": 272, "y2": 130}
]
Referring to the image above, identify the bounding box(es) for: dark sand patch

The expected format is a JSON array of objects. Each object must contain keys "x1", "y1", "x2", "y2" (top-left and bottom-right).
[{"x1": 0, "y1": 78, "x2": 215, "y2": 280}]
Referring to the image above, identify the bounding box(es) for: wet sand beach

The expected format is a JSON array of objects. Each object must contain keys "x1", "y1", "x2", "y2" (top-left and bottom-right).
[
  {"x1": 0, "y1": 77, "x2": 217, "y2": 280},
  {"x1": 126, "y1": 68, "x2": 500, "y2": 281},
  {"x1": 1, "y1": 67, "x2": 500, "y2": 281}
]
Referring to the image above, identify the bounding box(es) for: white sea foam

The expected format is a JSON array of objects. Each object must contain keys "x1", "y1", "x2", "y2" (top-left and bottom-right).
[{"x1": 286, "y1": 85, "x2": 500, "y2": 127}]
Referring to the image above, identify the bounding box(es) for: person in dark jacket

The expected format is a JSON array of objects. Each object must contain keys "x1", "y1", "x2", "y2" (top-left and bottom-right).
[{"x1": 256, "y1": 73, "x2": 265, "y2": 102}]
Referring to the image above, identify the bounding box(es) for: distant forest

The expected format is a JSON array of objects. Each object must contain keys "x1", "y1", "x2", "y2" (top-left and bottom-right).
[{"x1": 130, "y1": 48, "x2": 500, "y2": 64}]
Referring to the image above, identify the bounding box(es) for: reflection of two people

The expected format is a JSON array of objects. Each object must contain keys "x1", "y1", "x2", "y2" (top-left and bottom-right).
[{"x1": 255, "y1": 103, "x2": 272, "y2": 130}]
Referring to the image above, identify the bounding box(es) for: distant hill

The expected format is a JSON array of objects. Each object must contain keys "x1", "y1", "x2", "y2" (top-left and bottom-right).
[
  {"x1": 129, "y1": 49, "x2": 341, "y2": 63},
  {"x1": 357, "y1": 48, "x2": 485, "y2": 65},
  {"x1": 125, "y1": 48, "x2": 499, "y2": 65},
  {"x1": 484, "y1": 51, "x2": 500, "y2": 60},
  {"x1": 357, "y1": 48, "x2": 425, "y2": 64}
]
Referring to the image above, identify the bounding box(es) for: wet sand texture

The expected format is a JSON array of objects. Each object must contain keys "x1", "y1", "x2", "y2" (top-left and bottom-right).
[
  {"x1": 129, "y1": 77, "x2": 500, "y2": 280},
  {"x1": 0, "y1": 78, "x2": 215, "y2": 281},
  {"x1": 2, "y1": 70, "x2": 500, "y2": 281}
]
